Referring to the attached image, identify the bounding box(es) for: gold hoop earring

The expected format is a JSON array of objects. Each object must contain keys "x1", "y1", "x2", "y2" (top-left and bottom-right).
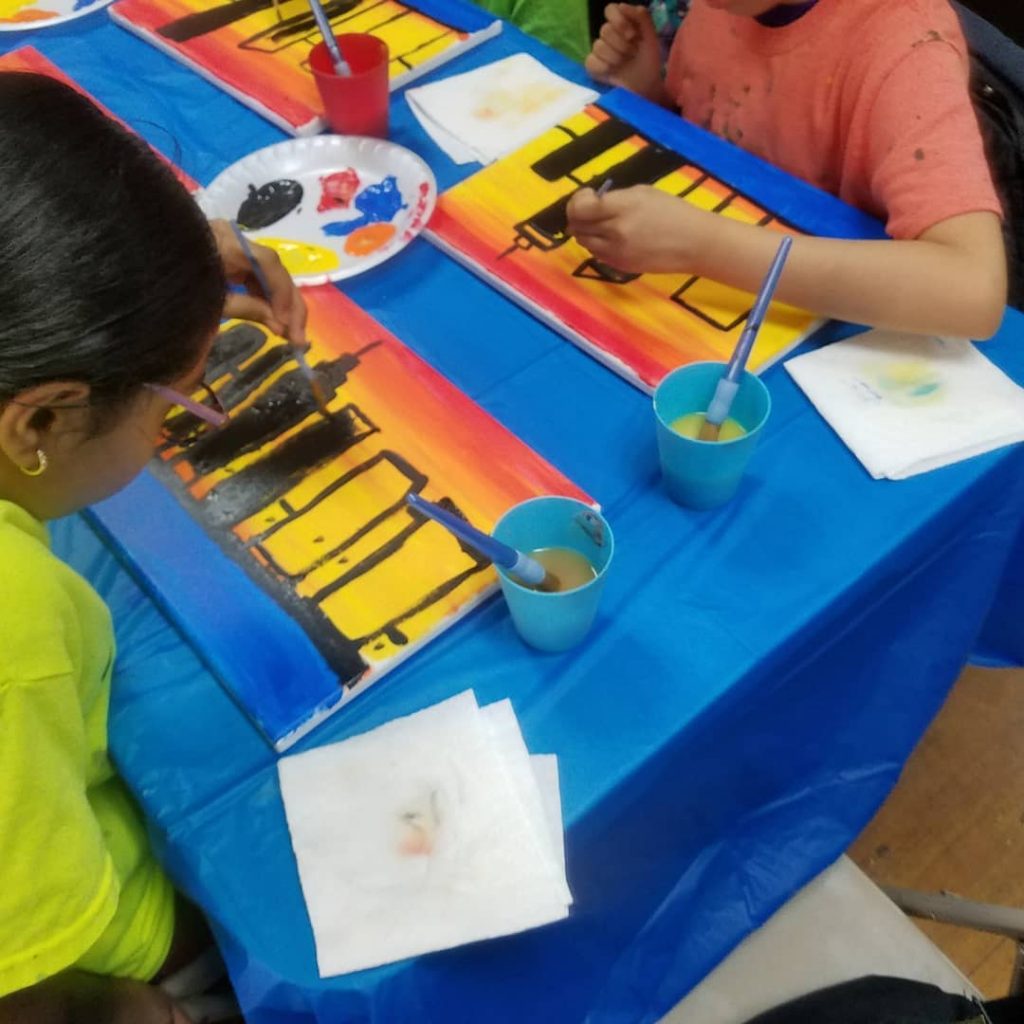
[{"x1": 20, "y1": 449, "x2": 47, "y2": 478}]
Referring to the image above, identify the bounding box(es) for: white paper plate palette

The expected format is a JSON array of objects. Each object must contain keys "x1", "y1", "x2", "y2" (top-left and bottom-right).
[{"x1": 200, "y1": 135, "x2": 437, "y2": 285}]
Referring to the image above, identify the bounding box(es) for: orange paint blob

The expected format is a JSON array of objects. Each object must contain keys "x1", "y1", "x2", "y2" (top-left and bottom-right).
[
  {"x1": 344, "y1": 222, "x2": 396, "y2": 257},
  {"x1": 4, "y1": 6, "x2": 56, "y2": 19}
]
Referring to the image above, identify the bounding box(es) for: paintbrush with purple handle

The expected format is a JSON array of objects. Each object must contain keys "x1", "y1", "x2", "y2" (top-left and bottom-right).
[
  {"x1": 699, "y1": 235, "x2": 793, "y2": 441},
  {"x1": 229, "y1": 221, "x2": 330, "y2": 415},
  {"x1": 307, "y1": 0, "x2": 351, "y2": 76}
]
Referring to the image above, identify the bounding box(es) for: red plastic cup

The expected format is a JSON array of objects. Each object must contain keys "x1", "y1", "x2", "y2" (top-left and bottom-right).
[{"x1": 310, "y1": 35, "x2": 390, "y2": 138}]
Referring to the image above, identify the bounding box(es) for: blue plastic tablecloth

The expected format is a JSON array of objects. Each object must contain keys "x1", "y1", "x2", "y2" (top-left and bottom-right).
[{"x1": 8, "y1": 9, "x2": 1024, "y2": 1022}]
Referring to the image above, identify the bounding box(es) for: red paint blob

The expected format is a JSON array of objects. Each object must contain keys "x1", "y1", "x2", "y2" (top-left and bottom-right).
[{"x1": 318, "y1": 168, "x2": 361, "y2": 213}]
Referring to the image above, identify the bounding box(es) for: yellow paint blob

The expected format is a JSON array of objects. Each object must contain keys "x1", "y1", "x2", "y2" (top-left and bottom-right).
[
  {"x1": 0, "y1": 0, "x2": 54, "y2": 19},
  {"x1": 670, "y1": 412, "x2": 747, "y2": 441},
  {"x1": 257, "y1": 237, "x2": 340, "y2": 276},
  {"x1": 344, "y1": 222, "x2": 397, "y2": 257}
]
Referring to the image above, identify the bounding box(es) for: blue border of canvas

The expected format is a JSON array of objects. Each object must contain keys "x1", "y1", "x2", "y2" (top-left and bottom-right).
[
  {"x1": 599, "y1": 89, "x2": 887, "y2": 241},
  {"x1": 84, "y1": 89, "x2": 888, "y2": 750},
  {"x1": 88, "y1": 473, "x2": 341, "y2": 748}
]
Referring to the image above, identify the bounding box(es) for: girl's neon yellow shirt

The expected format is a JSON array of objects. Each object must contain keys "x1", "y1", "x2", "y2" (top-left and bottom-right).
[
  {"x1": 472, "y1": 0, "x2": 591, "y2": 62},
  {"x1": 0, "y1": 500, "x2": 174, "y2": 997}
]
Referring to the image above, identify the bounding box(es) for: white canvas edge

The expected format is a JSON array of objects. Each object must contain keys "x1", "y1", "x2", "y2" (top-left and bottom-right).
[{"x1": 387, "y1": 19, "x2": 503, "y2": 93}]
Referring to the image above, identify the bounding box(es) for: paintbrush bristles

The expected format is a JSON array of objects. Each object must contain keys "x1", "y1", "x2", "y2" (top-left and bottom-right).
[
  {"x1": 512, "y1": 567, "x2": 562, "y2": 592},
  {"x1": 698, "y1": 417, "x2": 722, "y2": 442},
  {"x1": 292, "y1": 348, "x2": 331, "y2": 416},
  {"x1": 535, "y1": 571, "x2": 563, "y2": 593},
  {"x1": 309, "y1": 377, "x2": 330, "y2": 414}
]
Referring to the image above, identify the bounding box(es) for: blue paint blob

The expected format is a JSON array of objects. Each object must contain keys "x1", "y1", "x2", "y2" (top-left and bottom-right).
[
  {"x1": 322, "y1": 176, "x2": 406, "y2": 238},
  {"x1": 73, "y1": 0, "x2": 100, "y2": 10}
]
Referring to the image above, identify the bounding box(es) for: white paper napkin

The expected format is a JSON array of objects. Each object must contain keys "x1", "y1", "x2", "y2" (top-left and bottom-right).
[
  {"x1": 406, "y1": 53, "x2": 598, "y2": 165},
  {"x1": 480, "y1": 700, "x2": 571, "y2": 903},
  {"x1": 785, "y1": 330, "x2": 1024, "y2": 480},
  {"x1": 530, "y1": 755, "x2": 566, "y2": 877},
  {"x1": 278, "y1": 691, "x2": 570, "y2": 977}
]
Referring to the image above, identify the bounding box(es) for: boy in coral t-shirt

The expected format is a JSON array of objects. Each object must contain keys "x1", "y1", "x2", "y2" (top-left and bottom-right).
[{"x1": 571, "y1": 0, "x2": 1007, "y2": 339}]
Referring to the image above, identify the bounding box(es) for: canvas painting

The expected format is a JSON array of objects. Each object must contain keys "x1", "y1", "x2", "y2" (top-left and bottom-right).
[
  {"x1": 110, "y1": 0, "x2": 502, "y2": 135},
  {"x1": 428, "y1": 102, "x2": 820, "y2": 393},
  {"x1": 0, "y1": 47, "x2": 197, "y2": 190},
  {"x1": 95, "y1": 286, "x2": 589, "y2": 748}
]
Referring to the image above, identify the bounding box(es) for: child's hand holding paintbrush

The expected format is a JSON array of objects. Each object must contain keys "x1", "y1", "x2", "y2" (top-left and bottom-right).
[
  {"x1": 222, "y1": 221, "x2": 330, "y2": 416},
  {"x1": 211, "y1": 218, "x2": 308, "y2": 349}
]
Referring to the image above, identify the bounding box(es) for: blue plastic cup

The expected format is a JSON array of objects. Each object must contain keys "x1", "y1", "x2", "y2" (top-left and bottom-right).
[
  {"x1": 653, "y1": 362, "x2": 772, "y2": 509},
  {"x1": 492, "y1": 497, "x2": 614, "y2": 653}
]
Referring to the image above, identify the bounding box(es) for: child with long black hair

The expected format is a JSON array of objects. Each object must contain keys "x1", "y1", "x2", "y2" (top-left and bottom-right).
[{"x1": 0, "y1": 71, "x2": 304, "y2": 1023}]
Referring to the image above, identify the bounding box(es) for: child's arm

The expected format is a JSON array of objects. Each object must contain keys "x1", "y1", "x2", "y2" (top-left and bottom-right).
[
  {"x1": 0, "y1": 973, "x2": 191, "y2": 1024},
  {"x1": 567, "y1": 186, "x2": 1007, "y2": 339},
  {"x1": 586, "y1": 4, "x2": 672, "y2": 108}
]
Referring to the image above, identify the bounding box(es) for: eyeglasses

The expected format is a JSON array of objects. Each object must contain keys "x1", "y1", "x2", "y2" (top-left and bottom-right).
[
  {"x1": 146, "y1": 381, "x2": 229, "y2": 428},
  {"x1": 146, "y1": 381, "x2": 229, "y2": 448},
  {"x1": 8, "y1": 382, "x2": 229, "y2": 428}
]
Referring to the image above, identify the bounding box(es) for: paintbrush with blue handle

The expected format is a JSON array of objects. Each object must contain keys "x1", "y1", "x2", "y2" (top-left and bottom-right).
[
  {"x1": 307, "y1": 0, "x2": 351, "y2": 76},
  {"x1": 699, "y1": 235, "x2": 793, "y2": 441},
  {"x1": 229, "y1": 221, "x2": 330, "y2": 416},
  {"x1": 406, "y1": 493, "x2": 561, "y2": 592}
]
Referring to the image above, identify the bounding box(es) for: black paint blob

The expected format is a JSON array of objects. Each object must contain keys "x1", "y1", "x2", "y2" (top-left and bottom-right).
[{"x1": 237, "y1": 179, "x2": 303, "y2": 230}]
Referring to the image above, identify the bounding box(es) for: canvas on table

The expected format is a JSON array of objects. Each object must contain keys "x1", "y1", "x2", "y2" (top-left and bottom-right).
[
  {"x1": 109, "y1": 0, "x2": 502, "y2": 135},
  {"x1": 90, "y1": 286, "x2": 591, "y2": 750},
  {"x1": 428, "y1": 98, "x2": 821, "y2": 393}
]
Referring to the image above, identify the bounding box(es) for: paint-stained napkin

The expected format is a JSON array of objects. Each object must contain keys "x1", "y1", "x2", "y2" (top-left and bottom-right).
[
  {"x1": 278, "y1": 691, "x2": 571, "y2": 977},
  {"x1": 405, "y1": 53, "x2": 598, "y2": 165},
  {"x1": 786, "y1": 330, "x2": 1024, "y2": 480}
]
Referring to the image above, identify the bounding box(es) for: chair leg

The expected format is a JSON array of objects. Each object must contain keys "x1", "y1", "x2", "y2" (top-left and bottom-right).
[
  {"x1": 884, "y1": 886, "x2": 1024, "y2": 942},
  {"x1": 1009, "y1": 942, "x2": 1024, "y2": 997}
]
